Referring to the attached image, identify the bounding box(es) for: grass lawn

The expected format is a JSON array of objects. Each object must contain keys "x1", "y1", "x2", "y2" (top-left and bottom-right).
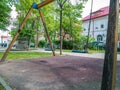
[
  {"x1": 88, "y1": 49, "x2": 105, "y2": 53},
  {"x1": 55, "y1": 49, "x2": 71, "y2": 52},
  {"x1": 0, "y1": 52, "x2": 52, "y2": 60},
  {"x1": 0, "y1": 84, "x2": 4, "y2": 90},
  {"x1": 57, "y1": 49, "x2": 105, "y2": 53}
]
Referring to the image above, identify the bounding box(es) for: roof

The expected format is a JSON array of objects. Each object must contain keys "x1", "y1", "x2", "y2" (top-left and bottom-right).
[
  {"x1": 82, "y1": 6, "x2": 109, "y2": 21},
  {"x1": 1, "y1": 36, "x2": 11, "y2": 38}
]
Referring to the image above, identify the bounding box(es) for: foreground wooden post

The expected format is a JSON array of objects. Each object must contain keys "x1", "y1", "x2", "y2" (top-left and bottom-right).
[
  {"x1": 101, "y1": 0, "x2": 119, "y2": 90},
  {"x1": 39, "y1": 10, "x2": 55, "y2": 56}
]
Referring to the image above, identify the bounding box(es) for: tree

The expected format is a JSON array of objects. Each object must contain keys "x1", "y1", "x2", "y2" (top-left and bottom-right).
[
  {"x1": 0, "y1": 0, "x2": 12, "y2": 30},
  {"x1": 57, "y1": 0, "x2": 67, "y2": 55},
  {"x1": 11, "y1": 0, "x2": 56, "y2": 45},
  {"x1": 55, "y1": 0, "x2": 87, "y2": 51},
  {"x1": 11, "y1": 0, "x2": 46, "y2": 46},
  {"x1": 62, "y1": 1, "x2": 84, "y2": 40},
  {"x1": 11, "y1": 0, "x2": 88, "y2": 49}
]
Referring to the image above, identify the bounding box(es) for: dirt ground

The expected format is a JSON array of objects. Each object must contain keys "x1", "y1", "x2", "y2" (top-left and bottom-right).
[{"x1": 0, "y1": 55, "x2": 120, "y2": 90}]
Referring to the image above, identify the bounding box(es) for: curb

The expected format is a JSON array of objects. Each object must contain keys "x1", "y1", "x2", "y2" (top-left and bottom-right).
[{"x1": 0, "y1": 76, "x2": 12, "y2": 90}]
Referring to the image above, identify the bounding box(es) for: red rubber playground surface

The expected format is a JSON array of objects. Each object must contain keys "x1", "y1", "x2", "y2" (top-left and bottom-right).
[{"x1": 0, "y1": 55, "x2": 120, "y2": 90}]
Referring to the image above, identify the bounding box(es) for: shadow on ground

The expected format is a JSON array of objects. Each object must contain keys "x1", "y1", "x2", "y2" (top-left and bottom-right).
[{"x1": 0, "y1": 56, "x2": 120, "y2": 90}]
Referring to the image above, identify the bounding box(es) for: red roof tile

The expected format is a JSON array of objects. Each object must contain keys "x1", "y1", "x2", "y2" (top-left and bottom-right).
[
  {"x1": 1, "y1": 36, "x2": 10, "y2": 38},
  {"x1": 82, "y1": 6, "x2": 109, "y2": 21}
]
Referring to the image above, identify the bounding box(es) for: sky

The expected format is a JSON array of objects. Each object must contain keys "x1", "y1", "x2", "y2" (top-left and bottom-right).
[
  {"x1": 11, "y1": 0, "x2": 110, "y2": 19},
  {"x1": 11, "y1": 6, "x2": 17, "y2": 19},
  {"x1": 82, "y1": 0, "x2": 110, "y2": 17}
]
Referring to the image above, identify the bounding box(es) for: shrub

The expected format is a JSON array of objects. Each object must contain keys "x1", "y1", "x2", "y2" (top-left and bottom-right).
[
  {"x1": 38, "y1": 40, "x2": 46, "y2": 48},
  {"x1": 53, "y1": 40, "x2": 73, "y2": 49},
  {"x1": 63, "y1": 40, "x2": 73, "y2": 49}
]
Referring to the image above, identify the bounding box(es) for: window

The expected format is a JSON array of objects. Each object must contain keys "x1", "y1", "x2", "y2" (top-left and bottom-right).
[
  {"x1": 84, "y1": 28, "x2": 86, "y2": 31},
  {"x1": 97, "y1": 35, "x2": 103, "y2": 42},
  {"x1": 92, "y1": 12, "x2": 100, "y2": 16},
  {"x1": 67, "y1": 38, "x2": 69, "y2": 40},
  {"x1": 101, "y1": 24, "x2": 104, "y2": 28},
  {"x1": 95, "y1": 27, "x2": 98, "y2": 29}
]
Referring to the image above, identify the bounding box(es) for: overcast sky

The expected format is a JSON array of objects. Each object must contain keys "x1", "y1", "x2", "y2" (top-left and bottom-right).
[
  {"x1": 11, "y1": 0, "x2": 110, "y2": 18},
  {"x1": 82, "y1": 0, "x2": 110, "y2": 17}
]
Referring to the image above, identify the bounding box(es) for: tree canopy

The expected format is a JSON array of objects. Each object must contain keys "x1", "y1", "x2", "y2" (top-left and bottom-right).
[
  {"x1": 10, "y1": 0, "x2": 88, "y2": 46},
  {"x1": 0, "y1": 0, "x2": 12, "y2": 30}
]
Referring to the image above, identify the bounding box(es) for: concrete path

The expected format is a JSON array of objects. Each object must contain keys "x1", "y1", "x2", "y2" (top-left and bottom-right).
[{"x1": 30, "y1": 48, "x2": 120, "y2": 61}]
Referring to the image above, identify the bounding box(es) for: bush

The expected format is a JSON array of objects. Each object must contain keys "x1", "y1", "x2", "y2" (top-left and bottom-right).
[
  {"x1": 89, "y1": 41, "x2": 105, "y2": 50},
  {"x1": 63, "y1": 40, "x2": 73, "y2": 49},
  {"x1": 53, "y1": 40, "x2": 73, "y2": 49},
  {"x1": 53, "y1": 40, "x2": 60, "y2": 49},
  {"x1": 38, "y1": 40, "x2": 46, "y2": 48},
  {"x1": 30, "y1": 42, "x2": 35, "y2": 47}
]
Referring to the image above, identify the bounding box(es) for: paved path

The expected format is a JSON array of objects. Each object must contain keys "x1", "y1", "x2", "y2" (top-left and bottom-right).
[
  {"x1": 1, "y1": 48, "x2": 120, "y2": 60},
  {"x1": 31, "y1": 48, "x2": 120, "y2": 61}
]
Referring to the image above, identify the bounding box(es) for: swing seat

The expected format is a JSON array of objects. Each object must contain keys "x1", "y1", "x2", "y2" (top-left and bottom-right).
[{"x1": 72, "y1": 50, "x2": 88, "y2": 53}]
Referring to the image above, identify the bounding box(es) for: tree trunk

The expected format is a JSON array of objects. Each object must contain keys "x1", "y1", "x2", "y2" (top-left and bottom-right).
[
  {"x1": 35, "y1": 29, "x2": 39, "y2": 48},
  {"x1": 60, "y1": 9, "x2": 63, "y2": 55}
]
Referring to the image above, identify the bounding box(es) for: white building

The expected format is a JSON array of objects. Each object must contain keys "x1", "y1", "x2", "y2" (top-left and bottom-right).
[
  {"x1": 0, "y1": 30, "x2": 12, "y2": 46},
  {"x1": 82, "y1": 6, "x2": 114, "y2": 43}
]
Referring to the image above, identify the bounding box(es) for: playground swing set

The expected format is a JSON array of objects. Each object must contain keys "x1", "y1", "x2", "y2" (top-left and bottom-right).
[
  {"x1": 0, "y1": 0, "x2": 119, "y2": 90},
  {"x1": 0, "y1": 0, "x2": 55, "y2": 62}
]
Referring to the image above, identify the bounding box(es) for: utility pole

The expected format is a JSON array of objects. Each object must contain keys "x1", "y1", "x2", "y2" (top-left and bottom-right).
[
  {"x1": 101, "y1": 0, "x2": 119, "y2": 90},
  {"x1": 85, "y1": 0, "x2": 93, "y2": 50}
]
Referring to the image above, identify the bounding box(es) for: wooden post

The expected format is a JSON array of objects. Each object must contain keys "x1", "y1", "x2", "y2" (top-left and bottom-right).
[
  {"x1": 39, "y1": 10, "x2": 55, "y2": 56},
  {"x1": 101, "y1": 0, "x2": 119, "y2": 90},
  {"x1": 0, "y1": 6, "x2": 33, "y2": 62},
  {"x1": 37, "y1": 0, "x2": 54, "y2": 8}
]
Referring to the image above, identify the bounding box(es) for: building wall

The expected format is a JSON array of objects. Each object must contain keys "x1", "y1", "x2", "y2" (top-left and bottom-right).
[
  {"x1": 0, "y1": 30, "x2": 12, "y2": 46},
  {"x1": 0, "y1": 32, "x2": 1, "y2": 44},
  {"x1": 82, "y1": 15, "x2": 108, "y2": 43}
]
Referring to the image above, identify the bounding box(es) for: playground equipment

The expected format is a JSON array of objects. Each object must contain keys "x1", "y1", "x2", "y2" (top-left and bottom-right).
[
  {"x1": 1, "y1": 0, "x2": 55, "y2": 62},
  {"x1": 0, "y1": 0, "x2": 119, "y2": 90}
]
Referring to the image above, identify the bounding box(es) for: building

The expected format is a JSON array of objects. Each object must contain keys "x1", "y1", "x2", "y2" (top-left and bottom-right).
[
  {"x1": 82, "y1": 6, "x2": 111, "y2": 43},
  {"x1": 0, "y1": 30, "x2": 12, "y2": 47}
]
